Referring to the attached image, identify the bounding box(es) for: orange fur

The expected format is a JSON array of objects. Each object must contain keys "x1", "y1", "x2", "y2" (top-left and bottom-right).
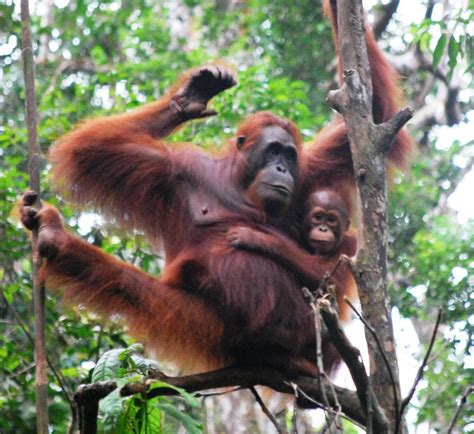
[{"x1": 33, "y1": 5, "x2": 415, "y2": 377}]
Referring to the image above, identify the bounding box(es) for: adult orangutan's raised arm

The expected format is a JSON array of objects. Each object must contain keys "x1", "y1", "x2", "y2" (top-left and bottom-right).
[
  {"x1": 50, "y1": 65, "x2": 236, "y2": 236},
  {"x1": 300, "y1": 0, "x2": 414, "y2": 197}
]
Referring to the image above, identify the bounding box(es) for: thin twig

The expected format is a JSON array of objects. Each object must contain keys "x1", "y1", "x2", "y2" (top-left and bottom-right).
[
  {"x1": 303, "y1": 287, "x2": 343, "y2": 433},
  {"x1": 304, "y1": 289, "x2": 332, "y2": 422},
  {"x1": 297, "y1": 384, "x2": 366, "y2": 431},
  {"x1": 427, "y1": 341, "x2": 451, "y2": 365},
  {"x1": 250, "y1": 386, "x2": 286, "y2": 434},
  {"x1": 290, "y1": 382, "x2": 299, "y2": 434},
  {"x1": 197, "y1": 387, "x2": 244, "y2": 399},
  {"x1": 320, "y1": 304, "x2": 368, "y2": 408},
  {"x1": 20, "y1": 1, "x2": 48, "y2": 432},
  {"x1": 345, "y1": 298, "x2": 399, "y2": 420},
  {"x1": 447, "y1": 385, "x2": 473, "y2": 433},
  {"x1": 316, "y1": 255, "x2": 350, "y2": 294},
  {"x1": 372, "y1": 0, "x2": 400, "y2": 39},
  {"x1": 5, "y1": 362, "x2": 35, "y2": 380},
  {"x1": 399, "y1": 309, "x2": 442, "y2": 417}
]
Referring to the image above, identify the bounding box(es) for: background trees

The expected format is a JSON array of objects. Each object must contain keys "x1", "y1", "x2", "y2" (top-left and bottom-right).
[{"x1": 0, "y1": 0, "x2": 472, "y2": 432}]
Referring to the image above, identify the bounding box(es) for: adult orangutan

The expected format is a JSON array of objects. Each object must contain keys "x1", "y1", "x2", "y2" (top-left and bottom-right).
[{"x1": 20, "y1": 0, "x2": 413, "y2": 376}]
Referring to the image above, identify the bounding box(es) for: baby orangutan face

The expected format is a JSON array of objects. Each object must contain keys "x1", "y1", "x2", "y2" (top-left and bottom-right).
[{"x1": 304, "y1": 190, "x2": 349, "y2": 256}]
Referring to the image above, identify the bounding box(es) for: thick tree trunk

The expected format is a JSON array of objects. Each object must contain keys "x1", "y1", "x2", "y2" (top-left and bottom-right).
[{"x1": 327, "y1": 0, "x2": 413, "y2": 432}]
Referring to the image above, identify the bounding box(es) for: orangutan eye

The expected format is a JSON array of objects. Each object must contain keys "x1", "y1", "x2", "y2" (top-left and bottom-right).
[
  {"x1": 285, "y1": 147, "x2": 297, "y2": 163},
  {"x1": 268, "y1": 143, "x2": 281, "y2": 156}
]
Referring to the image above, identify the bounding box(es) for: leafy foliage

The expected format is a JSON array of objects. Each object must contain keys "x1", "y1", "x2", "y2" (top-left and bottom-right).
[
  {"x1": 0, "y1": 0, "x2": 472, "y2": 432},
  {"x1": 91, "y1": 345, "x2": 202, "y2": 433}
]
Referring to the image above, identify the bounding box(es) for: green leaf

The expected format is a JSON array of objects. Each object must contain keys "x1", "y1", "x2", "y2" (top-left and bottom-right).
[
  {"x1": 148, "y1": 381, "x2": 200, "y2": 408},
  {"x1": 100, "y1": 390, "x2": 128, "y2": 433},
  {"x1": 92, "y1": 349, "x2": 124, "y2": 382},
  {"x1": 433, "y1": 34, "x2": 447, "y2": 69},
  {"x1": 448, "y1": 35, "x2": 460, "y2": 71},
  {"x1": 158, "y1": 403, "x2": 202, "y2": 434}
]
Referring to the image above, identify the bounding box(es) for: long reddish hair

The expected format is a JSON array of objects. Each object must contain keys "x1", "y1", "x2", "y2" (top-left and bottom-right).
[{"x1": 230, "y1": 111, "x2": 302, "y2": 154}]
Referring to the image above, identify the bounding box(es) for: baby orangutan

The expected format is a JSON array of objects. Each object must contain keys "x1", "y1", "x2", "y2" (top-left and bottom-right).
[{"x1": 228, "y1": 189, "x2": 357, "y2": 321}]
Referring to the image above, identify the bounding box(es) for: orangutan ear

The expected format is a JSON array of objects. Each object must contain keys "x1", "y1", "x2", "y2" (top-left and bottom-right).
[{"x1": 236, "y1": 135, "x2": 246, "y2": 150}]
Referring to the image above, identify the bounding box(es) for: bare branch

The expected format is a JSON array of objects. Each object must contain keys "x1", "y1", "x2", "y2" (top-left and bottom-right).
[
  {"x1": 20, "y1": 1, "x2": 48, "y2": 432},
  {"x1": 345, "y1": 299, "x2": 399, "y2": 425},
  {"x1": 373, "y1": 0, "x2": 400, "y2": 39},
  {"x1": 400, "y1": 309, "x2": 442, "y2": 417},
  {"x1": 320, "y1": 303, "x2": 390, "y2": 432},
  {"x1": 377, "y1": 106, "x2": 414, "y2": 155},
  {"x1": 332, "y1": 0, "x2": 405, "y2": 428},
  {"x1": 320, "y1": 305, "x2": 368, "y2": 407},
  {"x1": 447, "y1": 385, "x2": 474, "y2": 433},
  {"x1": 250, "y1": 387, "x2": 286, "y2": 434},
  {"x1": 75, "y1": 381, "x2": 117, "y2": 434},
  {"x1": 326, "y1": 89, "x2": 346, "y2": 114},
  {"x1": 119, "y1": 367, "x2": 366, "y2": 425}
]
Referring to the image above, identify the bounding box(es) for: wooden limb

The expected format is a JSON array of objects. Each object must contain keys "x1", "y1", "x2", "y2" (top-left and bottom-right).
[
  {"x1": 373, "y1": 0, "x2": 400, "y2": 39},
  {"x1": 326, "y1": 89, "x2": 346, "y2": 114},
  {"x1": 346, "y1": 298, "x2": 398, "y2": 425},
  {"x1": 291, "y1": 383, "x2": 299, "y2": 434},
  {"x1": 376, "y1": 107, "x2": 414, "y2": 155},
  {"x1": 20, "y1": 2, "x2": 48, "y2": 433},
  {"x1": 317, "y1": 254, "x2": 350, "y2": 294},
  {"x1": 366, "y1": 375, "x2": 373, "y2": 433},
  {"x1": 75, "y1": 381, "x2": 117, "y2": 434},
  {"x1": 119, "y1": 367, "x2": 366, "y2": 425},
  {"x1": 331, "y1": 0, "x2": 407, "y2": 430},
  {"x1": 320, "y1": 305, "x2": 368, "y2": 406},
  {"x1": 320, "y1": 303, "x2": 388, "y2": 432},
  {"x1": 250, "y1": 386, "x2": 286, "y2": 434},
  {"x1": 447, "y1": 385, "x2": 474, "y2": 433}
]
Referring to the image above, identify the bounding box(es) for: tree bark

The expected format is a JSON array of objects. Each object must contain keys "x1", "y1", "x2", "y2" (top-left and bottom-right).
[
  {"x1": 327, "y1": 0, "x2": 413, "y2": 432},
  {"x1": 20, "y1": 1, "x2": 48, "y2": 432}
]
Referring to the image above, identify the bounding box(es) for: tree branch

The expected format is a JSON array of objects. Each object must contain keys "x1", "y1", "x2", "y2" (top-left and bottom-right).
[
  {"x1": 447, "y1": 385, "x2": 473, "y2": 433},
  {"x1": 20, "y1": 1, "x2": 48, "y2": 432},
  {"x1": 399, "y1": 309, "x2": 442, "y2": 419},
  {"x1": 118, "y1": 367, "x2": 366, "y2": 425},
  {"x1": 250, "y1": 386, "x2": 286, "y2": 434},
  {"x1": 373, "y1": 0, "x2": 400, "y2": 39},
  {"x1": 75, "y1": 381, "x2": 117, "y2": 434},
  {"x1": 330, "y1": 0, "x2": 412, "y2": 430}
]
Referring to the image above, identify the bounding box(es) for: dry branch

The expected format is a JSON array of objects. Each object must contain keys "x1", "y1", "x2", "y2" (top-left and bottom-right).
[
  {"x1": 373, "y1": 0, "x2": 400, "y2": 39},
  {"x1": 447, "y1": 385, "x2": 474, "y2": 433},
  {"x1": 399, "y1": 308, "x2": 442, "y2": 419},
  {"x1": 74, "y1": 366, "x2": 366, "y2": 430},
  {"x1": 20, "y1": 1, "x2": 48, "y2": 432},
  {"x1": 75, "y1": 381, "x2": 117, "y2": 434},
  {"x1": 327, "y1": 0, "x2": 413, "y2": 431}
]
